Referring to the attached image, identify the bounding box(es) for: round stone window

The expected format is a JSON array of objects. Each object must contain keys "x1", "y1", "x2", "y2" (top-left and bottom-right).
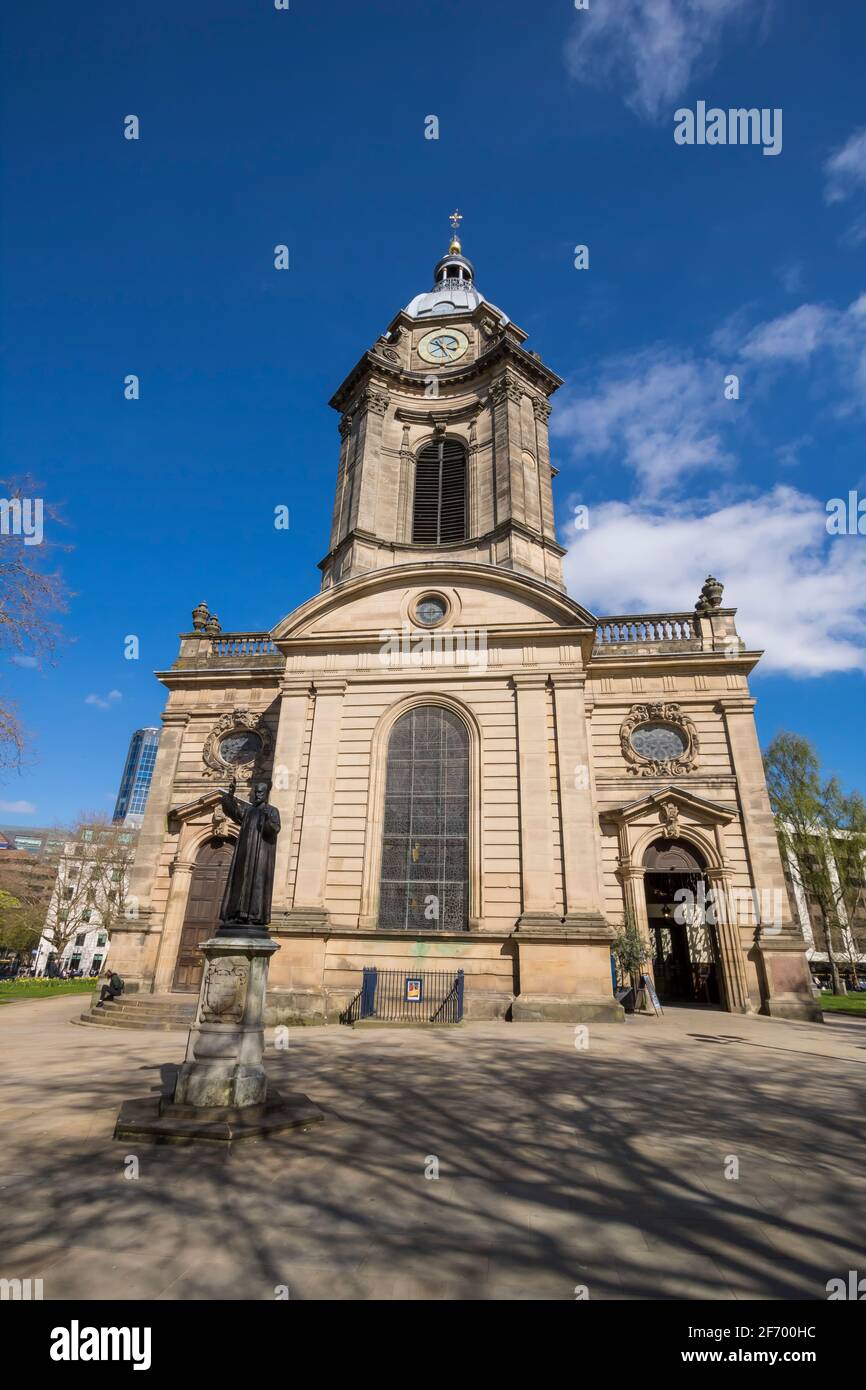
[
  {"x1": 630, "y1": 722, "x2": 688, "y2": 762},
  {"x1": 414, "y1": 593, "x2": 448, "y2": 628},
  {"x1": 218, "y1": 730, "x2": 263, "y2": 765}
]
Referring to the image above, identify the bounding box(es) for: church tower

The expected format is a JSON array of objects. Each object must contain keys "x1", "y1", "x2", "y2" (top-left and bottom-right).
[{"x1": 321, "y1": 213, "x2": 566, "y2": 592}]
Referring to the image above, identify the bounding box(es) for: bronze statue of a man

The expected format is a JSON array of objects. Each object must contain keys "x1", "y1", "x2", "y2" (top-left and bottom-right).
[{"x1": 217, "y1": 777, "x2": 281, "y2": 936}]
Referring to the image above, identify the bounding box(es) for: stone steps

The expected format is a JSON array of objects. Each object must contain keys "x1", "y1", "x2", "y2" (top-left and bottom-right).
[
  {"x1": 77, "y1": 993, "x2": 197, "y2": 1031},
  {"x1": 76, "y1": 1012, "x2": 189, "y2": 1031}
]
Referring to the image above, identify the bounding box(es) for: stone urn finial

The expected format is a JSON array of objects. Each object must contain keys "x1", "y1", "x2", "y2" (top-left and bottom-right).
[
  {"x1": 205, "y1": 614, "x2": 222, "y2": 634},
  {"x1": 192, "y1": 600, "x2": 210, "y2": 631},
  {"x1": 695, "y1": 575, "x2": 724, "y2": 614}
]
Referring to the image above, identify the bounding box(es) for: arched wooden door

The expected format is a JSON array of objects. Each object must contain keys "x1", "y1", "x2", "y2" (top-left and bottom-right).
[{"x1": 171, "y1": 838, "x2": 233, "y2": 993}]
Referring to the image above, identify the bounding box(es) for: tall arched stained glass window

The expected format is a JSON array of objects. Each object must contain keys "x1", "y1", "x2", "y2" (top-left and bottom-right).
[{"x1": 378, "y1": 706, "x2": 469, "y2": 931}]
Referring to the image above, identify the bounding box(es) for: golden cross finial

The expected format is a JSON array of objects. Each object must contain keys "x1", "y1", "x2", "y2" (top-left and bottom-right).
[{"x1": 448, "y1": 208, "x2": 463, "y2": 253}]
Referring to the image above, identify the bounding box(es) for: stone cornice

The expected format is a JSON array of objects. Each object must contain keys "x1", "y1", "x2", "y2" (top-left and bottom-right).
[
  {"x1": 318, "y1": 517, "x2": 567, "y2": 575},
  {"x1": 393, "y1": 401, "x2": 483, "y2": 426},
  {"x1": 588, "y1": 652, "x2": 762, "y2": 675},
  {"x1": 329, "y1": 331, "x2": 562, "y2": 414}
]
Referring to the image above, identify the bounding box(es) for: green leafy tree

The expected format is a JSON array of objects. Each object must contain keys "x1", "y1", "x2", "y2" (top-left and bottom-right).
[{"x1": 764, "y1": 733, "x2": 866, "y2": 997}]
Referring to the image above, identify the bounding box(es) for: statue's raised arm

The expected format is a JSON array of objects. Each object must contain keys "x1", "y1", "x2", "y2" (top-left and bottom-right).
[{"x1": 220, "y1": 776, "x2": 247, "y2": 825}]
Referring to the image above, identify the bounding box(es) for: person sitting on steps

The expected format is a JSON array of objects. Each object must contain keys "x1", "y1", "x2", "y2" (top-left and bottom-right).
[{"x1": 97, "y1": 969, "x2": 124, "y2": 1007}]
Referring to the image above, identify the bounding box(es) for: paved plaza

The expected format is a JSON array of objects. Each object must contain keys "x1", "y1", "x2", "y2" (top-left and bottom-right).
[{"x1": 1, "y1": 996, "x2": 864, "y2": 1300}]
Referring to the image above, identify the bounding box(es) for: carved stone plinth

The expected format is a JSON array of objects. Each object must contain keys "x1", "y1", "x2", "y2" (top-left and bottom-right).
[
  {"x1": 113, "y1": 933, "x2": 324, "y2": 1147},
  {"x1": 173, "y1": 934, "x2": 277, "y2": 1108}
]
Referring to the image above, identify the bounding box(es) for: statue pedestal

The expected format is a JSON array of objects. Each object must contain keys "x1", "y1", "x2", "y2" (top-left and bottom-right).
[
  {"x1": 114, "y1": 932, "x2": 324, "y2": 1148},
  {"x1": 174, "y1": 933, "x2": 278, "y2": 1108}
]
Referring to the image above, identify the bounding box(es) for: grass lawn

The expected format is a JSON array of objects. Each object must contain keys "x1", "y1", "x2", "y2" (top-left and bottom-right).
[
  {"x1": 0, "y1": 978, "x2": 98, "y2": 1004},
  {"x1": 819, "y1": 992, "x2": 866, "y2": 1016}
]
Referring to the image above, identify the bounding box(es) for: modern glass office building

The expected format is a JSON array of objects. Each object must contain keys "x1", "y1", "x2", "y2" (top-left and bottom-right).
[{"x1": 113, "y1": 727, "x2": 161, "y2": 826}]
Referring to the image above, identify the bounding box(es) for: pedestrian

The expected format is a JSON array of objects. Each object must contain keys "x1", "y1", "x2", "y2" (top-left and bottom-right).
[{"x1": 97, "y1": 969, "x2": 124, "y2": 1006}]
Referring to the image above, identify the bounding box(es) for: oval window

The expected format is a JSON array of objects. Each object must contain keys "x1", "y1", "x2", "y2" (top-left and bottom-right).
[
  {"x1": 630, "y1": 723, "x2": 687, "y2": 762},
  {"x1": 219, "y1": 731, "x2": 263, "y2": 764}
]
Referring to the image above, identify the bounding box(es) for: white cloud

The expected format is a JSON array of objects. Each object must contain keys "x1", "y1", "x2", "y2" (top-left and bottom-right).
[
  {"x1": 553, "y1": 291, "x2": 866, "y2": 508},
  {"x1": 564, "y1": 0, "x2": 762, "y2": 121},
  {"x1": 85, "y1": 690, "x2": 122, "y2": 711},
  {"x1": 736, "y1": 294, "x2": 866, "y2": 408},
  {"x1": 564, "y1": 487, "x2": 866, "y2": 676},
  {"x1": 0, "y1": 800, "x2": 36, "y2": 814},
  {"x1": 10, "y1": 655, "x2": 38, "y2": 669},
  {"x1": 551, "y1": 348, "x2": 733, "y2": 495},
  {"x1": 740, "y1": 304, "x2": 834, "y2": 364},
  {"x1": 824, "y1": 127, "x2": 866, "y2": 204}
]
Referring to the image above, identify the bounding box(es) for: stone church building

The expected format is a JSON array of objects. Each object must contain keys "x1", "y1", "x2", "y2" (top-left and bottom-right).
[{"x1": 112, "y1": 226, "x2": 819, "y2": 1024}]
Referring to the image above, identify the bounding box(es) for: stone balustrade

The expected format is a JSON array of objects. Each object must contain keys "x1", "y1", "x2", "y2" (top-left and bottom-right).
[
  {"x1": 209, "y1": 633, "x2": 278, "y2": 658},
  {"x1": 173, "y1": 631, "x2": 282, "y2": 670},
  {"x1": 594, "y1": 613, "x2": 701, "y2": 652}
]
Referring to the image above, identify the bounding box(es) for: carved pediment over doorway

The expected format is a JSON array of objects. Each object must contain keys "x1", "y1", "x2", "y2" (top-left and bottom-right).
[
  {"x1": 167, "y1": 788, "x2": 233, "y2": 839},
  {"x1": 602, "y1": 786, "x2": 733, "y2": 834},
  {"x1": 601, "y1": 786, "x2": 734, "y2": 875}
]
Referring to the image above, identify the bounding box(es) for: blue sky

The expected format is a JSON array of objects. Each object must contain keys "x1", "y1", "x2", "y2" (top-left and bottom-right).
[{"x1": 1, "y1": 0, "x2": 865, "y2": 826}]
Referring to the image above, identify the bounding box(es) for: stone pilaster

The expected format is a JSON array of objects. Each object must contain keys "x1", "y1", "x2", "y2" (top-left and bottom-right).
[
  {"x1": 269, "y1": 678, "x2": 313, "y2": 915},
  {"x1": 721, "y1": 697, "x2": 821, "y2": 1021},
  {"x1": 151, "y1": 855, "x2": 195, "y2": 994},
  {"x1": 352, "y1": 387, "x2": 389, "y2": 537},
  {"x1": 512, "y1": 673, "x2": 620, "y2": 1023},
  {"x1": 705, "y1": 866, "x2": 751, "y2": 1013},
  {"x1": 286, "y1": 679, "x2": 347, "y2": 926},
  {"x1": 550, "y1": 672, "x2": 606, "y2": 926},
  {"x1": 512, "y1": 673, "x2": 557, "y2": 922},
  {"x1": 329, "y1": 414, "x2": 354, "y2": 551},
  {"x1": 532, "y1": 397, "x2": 556, "y2": 543}
]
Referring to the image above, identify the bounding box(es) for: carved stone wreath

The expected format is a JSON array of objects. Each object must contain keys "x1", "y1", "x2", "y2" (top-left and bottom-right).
[
  {"x1": 620, "y1": 702, "x2": 699, "y2": 777},
  {"x1": 202, "y1": 708, "x2": 272, "y2": 781}
]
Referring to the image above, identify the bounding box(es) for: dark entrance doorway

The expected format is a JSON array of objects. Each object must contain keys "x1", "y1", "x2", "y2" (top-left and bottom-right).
[
  {"x1": 644, "y1": 838, "x2": 721, "y2": 1006},
  {"x1": 171, "y1": 838, "x2": 233, "y2": 993}
]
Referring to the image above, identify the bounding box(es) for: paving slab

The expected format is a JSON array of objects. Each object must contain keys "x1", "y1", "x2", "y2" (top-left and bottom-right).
[{"x1": 0, "y1": 994, "x2": 863, "y2": 1300}]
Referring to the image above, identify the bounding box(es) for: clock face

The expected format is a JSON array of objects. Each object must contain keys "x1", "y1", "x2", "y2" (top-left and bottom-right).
[
  {"x1": 219, "y1": 731, "x2": 263, "y2": 765},
  {"x1": 417, "y1": 327, "x2": 469, "y2": 365}
]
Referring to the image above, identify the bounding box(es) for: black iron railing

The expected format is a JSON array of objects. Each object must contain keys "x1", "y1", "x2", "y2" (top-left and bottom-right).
[{"x1": 340, "y1": 967, "x2": 464, "y2": 1024}]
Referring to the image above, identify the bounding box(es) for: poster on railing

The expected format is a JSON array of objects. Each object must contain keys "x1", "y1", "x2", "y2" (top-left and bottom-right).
[{"x1": 405, "y1": 976, "x2": 423, "y2": 1003}]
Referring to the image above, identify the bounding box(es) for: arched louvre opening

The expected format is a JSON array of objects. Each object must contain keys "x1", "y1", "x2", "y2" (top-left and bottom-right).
[
  {"x1": 378, "y1": 706, "x2": 469, "y2": 932},
  {"x1": 412, "y1": 437, "x2": 467, "y2": 544}
]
